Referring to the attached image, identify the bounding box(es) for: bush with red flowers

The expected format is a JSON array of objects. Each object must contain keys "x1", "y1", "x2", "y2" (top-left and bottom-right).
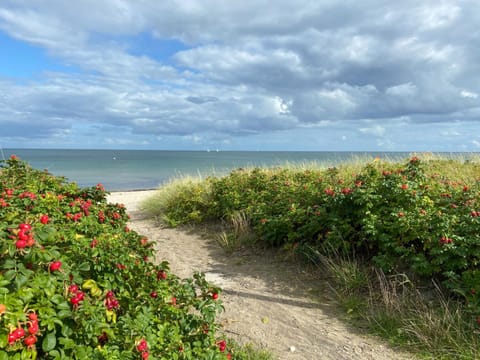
[{"x1": 0, "y1": 156, "x2": 231, "y2": 359}]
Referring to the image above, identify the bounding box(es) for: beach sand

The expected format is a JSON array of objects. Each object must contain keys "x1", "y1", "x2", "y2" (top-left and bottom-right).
[{"x1": 108, "y1": 190, "x2": 414, "y2": 360}]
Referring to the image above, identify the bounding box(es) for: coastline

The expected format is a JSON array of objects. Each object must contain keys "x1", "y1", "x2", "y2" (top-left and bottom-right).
[{"x1": 107, "y1": 189, "x2": 157, "y2": 212}]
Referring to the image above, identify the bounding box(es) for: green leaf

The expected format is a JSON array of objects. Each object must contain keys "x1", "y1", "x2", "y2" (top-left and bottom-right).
[
  {"x1": 42, "y1": 331, "x2": 57, "y2": 352},
  {"x1": 3, "y1": 270, "x2": 16, "y2": 281},
  {"x1": 50, "y1": 294, "x2": 65, "y2": 305},
  {"x1": 56, "y1": 302, "x2": 70, "y2": 311},
  {"x1": 15, "y1": 274, "x2": 30, "y2": 289},
  {"x1": 48, "y1": 350, "x2": 60, "y2": 359},
  {"x1": 1, "y1": 259, "x2": 16, "y2": 270},
  {"x1": 36, "y1": 225, "x2": 57, "y2": 242},
  {"x1": 0, "y1": 351, "x2": 8, "y2": 360},
  {"x1": 59, "y1": 337, "x2": 75, "y2": 349},
  {"x1": 77, "y1": 262, "x2": 90, "y2": 272}
]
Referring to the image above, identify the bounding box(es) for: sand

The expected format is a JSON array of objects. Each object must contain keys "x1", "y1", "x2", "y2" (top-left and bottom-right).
[{"x1": 108, "y1": 190, "x2": 414, "y2": 360}]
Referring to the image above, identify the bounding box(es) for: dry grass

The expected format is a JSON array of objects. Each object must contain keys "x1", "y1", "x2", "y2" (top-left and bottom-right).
[
  {"x1": 216, "y1": 211, "x2": 256, "y2": 253},
  {"x1": 320, "y1": 256, "x2": 480, "y2": 359}
]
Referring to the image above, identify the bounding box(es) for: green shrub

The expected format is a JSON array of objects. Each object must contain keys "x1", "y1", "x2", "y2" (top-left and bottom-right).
[
  {"x1": 145, "y1": 156, "x2": 480, "y2": 325},
  {"x1": 0, "y1": 156, "x2": 234, "y2": 359}
]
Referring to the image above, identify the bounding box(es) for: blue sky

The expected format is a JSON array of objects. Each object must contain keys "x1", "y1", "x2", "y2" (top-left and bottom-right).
[{"x1": 0, "y1": 1, "x2": 479, "y2": 151}]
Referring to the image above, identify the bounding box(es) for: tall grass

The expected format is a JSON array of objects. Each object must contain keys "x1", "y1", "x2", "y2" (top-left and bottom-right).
[
  {"x1": 216, "y1": 211, "x2": 257, "y2": 253},
  {"x1": 319, "y1": 254, "x2": 480, "y2": 359},
  {"x1": 141, "y1": 175, "x2": 212, "y2": 226}
]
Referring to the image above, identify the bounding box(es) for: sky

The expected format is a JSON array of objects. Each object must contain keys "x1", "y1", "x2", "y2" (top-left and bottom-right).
[{"x1": 0, "y1": 1, "x2": 479, "y2": 151}]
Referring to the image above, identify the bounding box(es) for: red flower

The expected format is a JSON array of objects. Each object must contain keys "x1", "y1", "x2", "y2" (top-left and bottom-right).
[
  {"x1": 157, "y1": 270, "x2": 167, "y2": 280},
  {"x1": 136, "y1": 338, "x2": 148, "y2": 352},
  {"x1": 18, "y1": 223, "x2": 32, "y2": 231},
  {"x1": 40, "y1": 214, "x2": 50, "y2": 224},
  {"x1": 324, "y1": 188, "x2": 335, "y2": 196},
  {"x1": 23, "y1": 334, "x2": 37, "y2": 347},
  {"x1": 217, "y1": 340, "x2": 227, "y2": 352},
  {"x1": 49, "y1": 261, "x2": 62, "y2": 272},
  {"x1": 439, "y1": 237, "x2": 453, "y2": 245},
  {"x1": 15, "y1": 239, "x2": 28, "y2": 249}
]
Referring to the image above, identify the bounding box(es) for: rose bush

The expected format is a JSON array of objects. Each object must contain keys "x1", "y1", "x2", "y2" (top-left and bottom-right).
[
  {"x1": 0, "y1": 156, "x2": 231, "y2": 359},
  {"x1": 152, "y1": 156, "x2": 480, "y2": 325}
]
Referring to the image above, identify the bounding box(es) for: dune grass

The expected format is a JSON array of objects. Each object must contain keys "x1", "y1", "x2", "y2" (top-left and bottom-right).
[
  {"x1": 141, "y1": 175, "x2": 213, "y2": 226},
  {"x1": 317, "y1": 249, "x2": 480, "y2": 359}
]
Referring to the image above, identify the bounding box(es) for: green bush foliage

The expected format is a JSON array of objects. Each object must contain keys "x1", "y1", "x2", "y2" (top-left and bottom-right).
[
  {"x1": 152, "y1": 156, "x2": 480, "y2": 324},
  {"x1": 0, "y1": 156, "x2": 233, "y2": 359}
]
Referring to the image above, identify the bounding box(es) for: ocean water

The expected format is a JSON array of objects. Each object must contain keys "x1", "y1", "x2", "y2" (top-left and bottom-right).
[{"x1": 0, "y1": 149, "x2": 467, "y2": 191}]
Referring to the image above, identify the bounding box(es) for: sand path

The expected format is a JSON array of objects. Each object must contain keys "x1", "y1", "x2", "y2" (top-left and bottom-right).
[{"x1": 108, "y1": 190, "x2": 414, "y2": 360}]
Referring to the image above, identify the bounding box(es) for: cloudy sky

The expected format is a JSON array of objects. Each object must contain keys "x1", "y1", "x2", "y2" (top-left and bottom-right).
[{"x1": 0, "y1": 1, "x2": 479, "y2": 151}]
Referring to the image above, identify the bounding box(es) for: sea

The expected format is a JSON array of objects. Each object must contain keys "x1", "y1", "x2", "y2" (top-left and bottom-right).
[{"x1": 0, "y1": 149, "x2": 475, "y2": 191}]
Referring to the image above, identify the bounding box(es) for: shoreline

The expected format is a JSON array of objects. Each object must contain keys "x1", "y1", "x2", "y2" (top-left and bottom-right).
[
  {"x1": 108, "y1": 188, "x2": 157, "y2": 193},
  {"x1": 107, "y1": 189, "x2": 158, "y2": 213}
]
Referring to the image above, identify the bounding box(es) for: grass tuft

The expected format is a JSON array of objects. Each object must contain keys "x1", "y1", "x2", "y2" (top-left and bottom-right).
[
  {"x1": 321, "y1": 256, "x2": 480, "y2": 359},
  {"x1": 231, "y1": 342, "x2": 276, "y2": 360},
  {"x1": 140, "y1": 176, "x2": 212, "y2": 226},
  {"x1": 216, "y1": 211, "x2": 257, "y2": 253}
]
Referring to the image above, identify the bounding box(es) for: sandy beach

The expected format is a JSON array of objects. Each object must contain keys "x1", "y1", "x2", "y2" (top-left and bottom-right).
[{"x1": 108, "y1": 190, "x2": 414, "y2": 360}]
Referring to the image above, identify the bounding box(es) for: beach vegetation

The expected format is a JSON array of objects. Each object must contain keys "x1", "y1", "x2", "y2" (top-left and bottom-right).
[
  {"x1": 141, "y1": 176, "x2": 213, "y2": 227},
  {"x1": 0, "y1": 156, "x2": 245, "y2": 359},
  {"x1": 143, "y1": 154, "x2": 480, "y2": 359}
]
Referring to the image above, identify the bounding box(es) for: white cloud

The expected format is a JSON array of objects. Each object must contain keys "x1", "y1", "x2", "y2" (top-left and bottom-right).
[
  {"x1": 460, "y1": 90, "x2": 478, "y2": 99},
  {"x1": 386, "y1": 83, "x2": 418, "y2": 97},
  {"x1": 0, "y1": 1, "x2": 479, "y2": 150},
  {"x1": 359, "y1": 125, "x2": 386, "y2": 137},
  {"x1": 418, "y1": 3, "x2": 461, "y2": 30}
]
